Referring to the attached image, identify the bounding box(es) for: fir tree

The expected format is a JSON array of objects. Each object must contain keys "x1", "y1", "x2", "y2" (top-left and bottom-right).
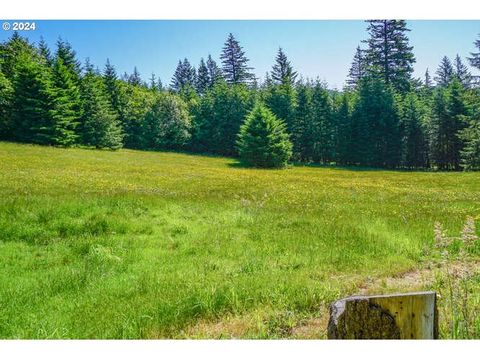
[
  {"x1": 459, "y1": 115, "x2": 480, "y2": 171},
  {"x1": 346, "y1": 46, "x2": 366, "y2": 89},
  {"x1": 206, "y1": 54, "x2": 222, "y2": 87},
  {"x1": 128, "y1": 66, "x2": 142, "y2": 86},
  {"x1": 435, "y1": 56, "x2": 454, "y2": 87},
  {"x1": 220, "y1": 33, "x2": 254, "y2": 85},
  {"x1": 80, "y1": 62, "x2": 123, "y2": 149},
  {"x1": 237, "y1": 103, "x2": 293, "y2": 168},
  {"x1": 49, "y1": 56, "x2": 81, "y2": 146},
  {"x1": 55, "y1": 38, "x2": 81, "y2": 82},
  {"x1": 38, "y1": 37, "x2": 53, "y2": 67},
  {"x1": 467, "y1": 34, "x2": 480, "y2": 71},
  {"x1": 149, "y1": 72, "x2": 158, "y2": 91},
  {"x1": 271, "y1": 47, "x2": 297, "y2": 86},
  {"x1": 11, "y1": 53, "x2": 54, "y2": 144},
  {"x1": 454, "y1": 54, "x2": 472, "y2": 88},
  {"x1": 424, "y1": 68, "x2": 433, "y2": 88},
  {"x1": 335, "y1": 92, "x2": 352, "y2": 165},
  {"x1": 363, "y1": 20, "x2": 415, "y2": 92},
  {"x1": 170, "y1": 58, "x2": 196, "y2": 92},
  {"x1": 264, "y1": 82, "x2": 296, "y2": 132},
  {"x1": 196, "y1": 58, "x2": 209, "y2": 95},
  {"x1": 400, "y1": 93, "x2": 428, "y2": 168},
  {"x1": 291, "y1": 82, "x2": 312, "y2": 161}
]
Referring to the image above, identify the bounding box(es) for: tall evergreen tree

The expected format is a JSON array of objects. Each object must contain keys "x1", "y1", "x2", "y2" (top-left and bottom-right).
[
  {"x1": 334, "y1": 92, "x2": 353, "y2": 165},
  {"x1": 38, "y1": 37, "x2": 53, "y2": 67},
  {"x1": 206, "y1": 54, "x2": 222, "y2": 87},
  {"x1": 55, "y1": 38, "x2": 81, "y2": 83},
  {"x1": 459, "y1": 114, "x2": 480, "y2": 171},
  {"x1": 128, "y1": 66, "x2": 142, "y2": 86},
  {"x1": 49, "y1": 56, "x2": 81, "y2": 146},
  {"x1": 80, "y1": 62, "x2": 123, "y2": 149},
  {"x1": 346, "y1": 46, "x2": 366, "y2": 89},
  {"x1": 454, "y1": 54, "x2": 472, "y2": 88},
  {"x1": 196, "y1": 58, "x2": 209, "y2": 95},
  {"x1": 291, "y1": 82, "x2": 313, "y2": 161},
  {"x1": 400, "y1": 93, "x2": 428, "y2": 168},
  {"x1": 429, "y1": 79, "x2": 469, "y2": 170},
  {"x1": 424, "y1": 68, "x2": 433, "y2": 88},
  {"x1": 435, "y1": 56, "x2": 454, "y2": 87},
  {"x1": 467, "y1": 34, "x2": 480, "y2": 72},
  {"x1": 271, "y1": 47, "x2": 297, "y2": 86},
  {"x1": 11, "y1": 53, "x2": 54, "y2": 144},
  {"x1": 363, "y1": 20, "x2": 415, "y2": 92},
  {"x1": 0, "y1": 65, "x2": 13, "y2": 139},
  {"x1": 220, "y1": 33, "x2": 254, "y2": 85},
  {"x1": 170, "y1": 58, "x2": 196, "y2": 92},
  {"x1": 264, "y1": 82, "x2": 296, "y2": 132}
]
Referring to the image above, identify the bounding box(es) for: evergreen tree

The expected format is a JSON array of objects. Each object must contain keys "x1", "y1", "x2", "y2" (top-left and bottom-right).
[
  {"x1": 103, "y1": 59, "x2": 125, "y2": 121},
  {"x1": 11, "y1": 53, "x2": 54, "y2": 144},
  {"x1": 38, "y1": 37, "x2": 53, "y2": 67},
  {"x1": 346, "y1": 46, "x2": 366, "y2": 89},
  {"x1": 363, "y1": 20, "x2": 415, "y2": 92},
  {"x1": 220, "y1": 33, "x2": 254, "y2": 85},
  {"x1": 264, "y1": 82, "x2": 296, "y2": 132},
  {"x1": 454, "y1": 54, "x2": 472, "y2": 88},
  {"x1": 192, "y1": 80, "x2": 254, "y2": 155},
  {"x1": 429, "y1": 79, "x2": 469, "y2": 170},
  {"x1": 141, "y1": 93, "x2": 191, "y2": 150},
  {"x1": 459, "y1": 115, "x2": 480, "y2": 171},
  {"x1": 196, "y1": 58, "x2": 209, "y2": 95},
  {"x1": 55, "y1": 38, "x2": 81, "y2": 82},
  {"x1": 128, "y1": 66, "x2": 142, "y2": 86},
  {"x1": 291, "y1": 82, "x2": 313, "y2": 161},
  {"x1": 350, "y1": 76, "x2": 401, "y2": 167},
  {"x1": 0, "y1": 65, "x2": 13, "y2": 139},
  {"x1": 49, "y1": 56, "x2": 81, "y2": 146},
  {"x1": 170, "y1": 58, "x2": 196, "y2": 92},
  {"x1": 0, "y1": 32, "x2": 38, "y2": 80},
  {"x1": 80, "y1": 62, "x2": 123, "y2": 149},
  {"x1": 309, "y1": 81, "x2": 336, "y2": 163},
  {"x1": 237, "y1": 103, "x2": 293, "y2": 168},
  {"x1": 335, "y1": 92, "x2": 353, "y2": 165},
  {"x1": 206, "y1": 54, "x2": 222, "y2": 87},
  {"x1": 149, "y1": 72, "x2": 158, "y2": 91},
  {"x1": 271, "y1": 47, "x2": 297, "y2": 86},
  {"x1": 467, "y1": 34, "x2": 480, "y2": 71},
  {"x1": 400, "y1": 93, "x2": 428, "y2": 168},
  {"x1": 435, "y1": 56, "x2": 454, "y2": 87},
  {"x1": 424, "y1": 68, "x2": 433, "y2": 88}
]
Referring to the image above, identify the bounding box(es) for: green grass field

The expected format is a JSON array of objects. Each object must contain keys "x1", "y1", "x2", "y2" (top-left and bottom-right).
[{"x1": 1, "y1": 141, "x2": 479, "y2": 339}]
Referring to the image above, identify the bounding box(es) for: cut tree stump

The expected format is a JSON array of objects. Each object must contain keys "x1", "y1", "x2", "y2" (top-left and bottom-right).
[{"x1": 327, "y1": 291, "x2": 438, "y2": 339}]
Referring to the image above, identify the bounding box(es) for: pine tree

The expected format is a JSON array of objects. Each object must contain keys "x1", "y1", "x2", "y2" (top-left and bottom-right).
[
  {"x1": 346, "y1": 46, "x2": 366, "y2": 89},
  {"x1": 128, "y1": 66, "x2": 142, "y2": 86},
  {"x1": 0, "y1": 32, "x2": 38, "y2": 80},
  {"x1": 467, "y1": 34, "x2": 480, "y2": 71},
  {"x1": 264, "y1": 82, "x2": 296, "y2": 132},
  {"x1": 335, "y1": 92, "x2": 352, "y2": 165},
  {"x1": 454, "y1": 54, "x2": 472, "y2": 88},
  {"x1": 237, "y1": 103, "x2": 292, "y2": 168},
  {"x1": 196, "y1": 58, "x2": 209, "y2": 95},
  {"x1": 11, "y1": 53, "x2": 54, "y2": 144},
  {"x1": 291, "y1": 82, "x2": 312, "y2": 161},
  {"x1": 170, "y1": 58, "x2": 196, "y2": 92},
  {"x1": 351, "y1": 76, "x2": 401, "y2": 167},
  {"x1": 435, "y1": 56, "x2": 454, "y2": 87},
  {"x1": 80, "y1": 62, "x2": 123, "y2": 149},
  {"x1": 220, "y1": 33, "x2": 254, "y2": 85},
  {"x1": 38, "y1": 37, "x2": 53, "y2": 67},
  {"x1": 429, "y1": 79, "x2": 469, "y2": 170},
  {"x1": 400, "y1": 93, "x2": 428, "y2": 168},
  {"x1": 424, "y1": 68, "x2": 433, "y2": 88},
  {"x1": 49, "y1": 56, "x2": 81, "y2": 146},
  {"x1": 310, "y1": 81, "x2": 336, "y2": 163},
  {"x1": 271, "y1": 47, "x2": 297, "y2": 86},
  {"x1": 55, "y1": 38, "x2": 81, "y2": 83},
  {"x1": 459, "y1": 115, "x2": 480, "y2": 171},
  {"x1": 363, "y1": 20, "x2": 415, "y2": 92},
  {"x1": 206, "y1": 54, "x2": 222, "y2": 87},
  {"x1": 149, "y1": 72, "x2": 158, "y2": 91}
]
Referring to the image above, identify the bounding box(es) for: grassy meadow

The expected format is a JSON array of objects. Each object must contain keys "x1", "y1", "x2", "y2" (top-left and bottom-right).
[{"x1": 0, "y1": 141, "x2": 479, "y2": 339}]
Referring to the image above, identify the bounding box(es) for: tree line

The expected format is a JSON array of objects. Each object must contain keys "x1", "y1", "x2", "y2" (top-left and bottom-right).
[{"x1": 1, "y1": 21, "x2": 480, "y2": 170}]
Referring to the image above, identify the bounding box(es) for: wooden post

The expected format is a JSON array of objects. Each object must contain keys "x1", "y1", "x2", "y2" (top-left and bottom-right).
[{"x1": 327, "y1": 291, "x2": 438, "y2": 339}]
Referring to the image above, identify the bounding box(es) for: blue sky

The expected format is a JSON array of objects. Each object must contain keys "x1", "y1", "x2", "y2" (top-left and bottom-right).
[{"x1": 1, "y1": 20, "x2": 479, "y2": 89}]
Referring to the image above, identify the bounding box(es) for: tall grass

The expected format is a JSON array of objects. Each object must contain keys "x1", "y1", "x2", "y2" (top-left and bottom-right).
[{"x1": 0, "y1": 142, "x2": 479, "y2": 338}]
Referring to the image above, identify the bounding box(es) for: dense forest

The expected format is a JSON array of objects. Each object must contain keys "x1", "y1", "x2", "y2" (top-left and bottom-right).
[{"x1": 1, "y1": 20, "x2": 480, "y2": 170}]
